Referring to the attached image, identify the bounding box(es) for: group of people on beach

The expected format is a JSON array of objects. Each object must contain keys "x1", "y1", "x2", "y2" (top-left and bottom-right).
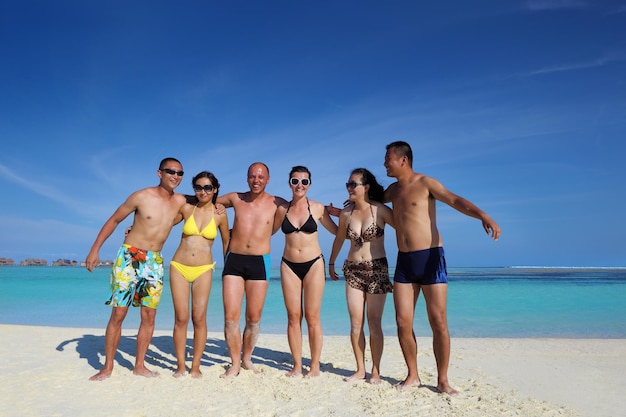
[{"x1": 85, "y1": 140, "x2": 500, "y2": 394}]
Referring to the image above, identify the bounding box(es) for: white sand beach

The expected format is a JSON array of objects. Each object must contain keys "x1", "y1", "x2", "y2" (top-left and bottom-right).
[{"x1": 0, "y1": 324, "x2": 624, "y2": 417}]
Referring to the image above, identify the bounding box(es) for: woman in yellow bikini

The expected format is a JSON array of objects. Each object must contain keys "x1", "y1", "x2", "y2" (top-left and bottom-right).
[{"x1": 170, "y1": 171, "x2": 229, "y2": 378}]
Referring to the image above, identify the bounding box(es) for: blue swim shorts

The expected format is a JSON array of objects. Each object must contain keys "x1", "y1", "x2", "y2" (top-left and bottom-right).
[{"x1": 393, "y1": 247, "x2": 448, "y2": 285}]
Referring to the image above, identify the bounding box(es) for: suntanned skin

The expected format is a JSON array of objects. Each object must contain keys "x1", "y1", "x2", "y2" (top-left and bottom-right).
[
  {"x1": 328, "y1": 172, "x2": 395, "y2": 385},
  {"x1": 383, "y1": 143, "x2": 500, "y2": 395},
  {"x1": 85, "y1": 159, "x2": 187, "y2": 381},
  {"x1": 216, "y1": 163, "x2": 286, "y2": 378},
  {"x1": 170, "y1": 174, "x2": 230, "y2": 378},
  {"x1": 272, "y1": 169, "x2": 338, "y2": 378}
]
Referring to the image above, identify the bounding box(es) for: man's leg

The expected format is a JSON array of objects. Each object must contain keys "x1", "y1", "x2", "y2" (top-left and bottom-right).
[
  {"x1": 421, "y1": 283, "x2": 457, "y2": 395},
  {"x1": 134, "y1": 305, "x2": 158, "y2": 377},
  {"x1": 241, "y1": 279, "x2": 269, "y2": 373},
  {"x1": 90, "y1": 306, "x2": 128, "y2": 381},
  {"x1": 394, "y1": 282, "x2": 421, "y2": 390},
  {"x1": 221, "y1": 275, "x2": 245, "y2": 378}
]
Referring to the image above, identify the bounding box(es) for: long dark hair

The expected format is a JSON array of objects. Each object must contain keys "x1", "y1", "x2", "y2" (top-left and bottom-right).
[
  {"x1": 192, "y1": 171, "x2": 220, "y2": 204},
  {"x1": 351, "y1": 168, "x2": 384, "y2": 203}
]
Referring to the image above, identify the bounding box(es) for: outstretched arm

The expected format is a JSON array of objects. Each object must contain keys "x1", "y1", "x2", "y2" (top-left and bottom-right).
[{"x1": 427, "y1": 177, "x2": 500, "y2": 240}]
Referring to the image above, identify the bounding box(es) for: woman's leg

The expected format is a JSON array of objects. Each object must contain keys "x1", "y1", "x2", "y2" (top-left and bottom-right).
[
  {"x1": 170, "y1": 266, "x2": 191, "y2": 377},
  {"x1": 345, "y1": 284, "x2": 366, "y2": 381},
  {"x1": 281, "y1": 262, "x2": 304, "y2": 376},
  {"x1": 303, "y1": 259, "x2": 325, "y2": 377},
  {"x1": 189, "y1": 270, "x2": 212, "y2": 378}
]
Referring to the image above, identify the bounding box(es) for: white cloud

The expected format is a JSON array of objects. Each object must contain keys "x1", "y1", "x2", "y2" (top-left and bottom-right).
[
  {"x1": 525, "y1": 0, "x2": 587, "y2": 11},
  {"x1": 526, "y1": 53, "x2": 626, "y2": 76}
]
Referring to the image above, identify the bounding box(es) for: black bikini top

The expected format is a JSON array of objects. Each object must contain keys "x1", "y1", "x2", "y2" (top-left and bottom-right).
[{"x1": 281, "y1": 199, "x2": 318, "y2": 234}]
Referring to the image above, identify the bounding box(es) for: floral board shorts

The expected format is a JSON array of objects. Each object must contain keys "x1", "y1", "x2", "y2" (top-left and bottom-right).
[{"x1": 106, "y1": 244, "x2": 164, "y2": 309}]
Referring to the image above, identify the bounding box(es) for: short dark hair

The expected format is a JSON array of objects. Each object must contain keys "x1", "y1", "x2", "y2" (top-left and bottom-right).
[
  {"x1": 386, "y1": 141, "x2": 413, "y2": 167},
  {"x1": 289, "y1": 165, "x2": 311, "y2": 181},
  {"x1": 159, "y1": 157, "x2": 182, "y2": 170},
  {"x1": 192, "y1": 171, "x2": 220, "y2": 204},
  {"x1": 351, "y1": 168, "x2": 384, "y2": 203}
]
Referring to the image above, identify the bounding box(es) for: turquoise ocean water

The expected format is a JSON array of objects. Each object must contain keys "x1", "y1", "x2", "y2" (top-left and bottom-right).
[{"x1": 1, "y1": 266, "x2": 625, "y2": 338}]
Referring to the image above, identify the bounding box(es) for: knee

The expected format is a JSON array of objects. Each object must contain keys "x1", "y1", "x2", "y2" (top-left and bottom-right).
[
  {"x1": 304, "y1": 312, "x2": 320, "y2": 327},
  {"x1": 247, "y1": 320, "x2": 260, "y2": 331},
  {"x1": 175, "y1": 313, "x2": 190, "y2": 327},
  {"x1": 395, "y1": 314, "x2": 412, "y2": 332},
  {"x1": 428, "y1": 312, "x2": 449, "y2": 334},
  {"x1": 368, "y1": 322, "x2": 383, "y2": 338},
  {"x1": 287, "y1": 311, "x2": 302, "y2": 325},
  {"x1": 191, "y1": 311, "x2": 205, "y2": 326},
  {"x1": 224, "y1": 319, "x2": 239, "y2": 331}
]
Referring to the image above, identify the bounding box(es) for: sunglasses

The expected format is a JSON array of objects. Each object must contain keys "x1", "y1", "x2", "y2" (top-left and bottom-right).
[
  {"x1": 193, "y1": 184, "x2": 215, "y2": 193},
  {"x1": 290, "y1": 178, "x2": 310, "y2": 186},
  {"x1": 161, "y1": 168, "x2": 184, "y2": 176},
  {"x1": 345, "y1": 181, "x2": 364, "y2": 189}
]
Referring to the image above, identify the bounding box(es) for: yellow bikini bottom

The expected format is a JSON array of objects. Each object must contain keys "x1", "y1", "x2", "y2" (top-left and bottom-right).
[{"x1": 170, "y1": 261, "x2": 216, "y2": 283}]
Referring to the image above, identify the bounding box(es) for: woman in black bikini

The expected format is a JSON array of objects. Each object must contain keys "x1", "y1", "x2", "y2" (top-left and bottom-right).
[
  {"x1": 328, "y1": 168, "x2": 395, "y2": 384},
  {"x1": 274, "y1": 166, "x2": 338, "y2": 377}
]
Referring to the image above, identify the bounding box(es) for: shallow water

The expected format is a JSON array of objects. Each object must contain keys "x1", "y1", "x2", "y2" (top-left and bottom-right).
[{"x1": 1, "y1": 266, "x2": 625, "y2": 337}]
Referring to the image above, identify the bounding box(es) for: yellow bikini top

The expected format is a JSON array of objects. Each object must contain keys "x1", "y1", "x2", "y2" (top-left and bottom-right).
[{"x1": 182, "y1": 206, "x2": 217, "y2": 240}]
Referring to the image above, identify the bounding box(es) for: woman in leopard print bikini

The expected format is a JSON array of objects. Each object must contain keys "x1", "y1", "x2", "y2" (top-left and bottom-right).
[{"x1": 329, "y1": 168, "x2": 395, "y2": 384}]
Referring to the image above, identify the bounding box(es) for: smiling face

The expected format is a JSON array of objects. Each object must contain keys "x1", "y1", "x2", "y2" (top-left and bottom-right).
[
  {"x1": 289, "y1": 171, "x2": 311, "y2": 197},
  {"x1": 193, "y1": 177, "x2": 215, "y2": 203},
  {"x1": 345, "y1": 173, "x2": 367, "y2": 202},
  {"x1": 384, "y1": 146, "x2": 408, "y2": 178},
  {"x1": 247, "y1": 163, "x2": 269, "y2": 195},
  {"x1": 158, "y1": 160, "x2": 184, "y2": 191}
]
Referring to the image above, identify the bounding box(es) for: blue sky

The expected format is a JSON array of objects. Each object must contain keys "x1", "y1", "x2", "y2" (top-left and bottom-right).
[{"x1": 1, "y1": 1, "x2": 625, "y2": 267}]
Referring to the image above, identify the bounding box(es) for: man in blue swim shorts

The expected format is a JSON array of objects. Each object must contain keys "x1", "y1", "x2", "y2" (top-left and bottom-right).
[
  {"x1": 384, "y1": 141, "x2": 500, "y2": 395},
  {"x1": 394, "y1": 247, "x2": 448, "y2": 285},
  {"x1": 85, "y1": 157, "x2": 187, "y2": 381}
]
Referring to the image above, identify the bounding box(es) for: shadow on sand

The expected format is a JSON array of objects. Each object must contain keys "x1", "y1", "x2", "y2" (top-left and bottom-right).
[{"x1": 55, "y1": 333, "x2": 357, "y2": 378}]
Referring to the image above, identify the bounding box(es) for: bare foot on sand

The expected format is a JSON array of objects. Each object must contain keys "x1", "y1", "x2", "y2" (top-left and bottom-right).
[
  {"x1": 304, "y1": 368, "x2": 320, "y2": 379},
  {"x1": 190, "y1": 368, "x2": 203, "y2": 379},
  {"x1": 286, "y1": 368, "x2": 302, "y2": 377},
  {"x1": 437, "y1": 382, "x2": 459, "y2": 396},
  {"x1": 343, "y1": 371, "x2": 366, "y2": 382},
  {"x1": 395, "y1": 377, "x2": 421, "y2": 391},
  {"x1": 220, "y1": 366, "x2": 240, "y2": 379},
  {"x1": 242, "y1": 358, "x2": 260, "y2": 374},
  {"x1": 172, "y1": 369, "x2": 186, "y2": 378},
  {"x1": 89, "y1": 368, "x2": 112, "y2": 381},
  {"x1": 133, "y1": 366, "x2": 159, "y2": 378},
  {"x1": 368, "y1": 376, "x2": 382, "y2": 385}
]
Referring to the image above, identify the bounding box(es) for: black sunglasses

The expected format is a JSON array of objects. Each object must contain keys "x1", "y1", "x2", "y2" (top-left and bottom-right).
[
  {"x1": 193, "y1": 184, "x2": 215, "y2": 193},
  {"x1": 161, "y1": 168, "x2": 184, "y2": 176},
  {"x1": 345, "y1": 181, "x2": 364, "y2": 189},
  {"x1": 290, "y1": 178, "x2": 310, "y2": 186}
]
